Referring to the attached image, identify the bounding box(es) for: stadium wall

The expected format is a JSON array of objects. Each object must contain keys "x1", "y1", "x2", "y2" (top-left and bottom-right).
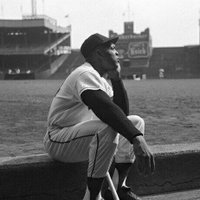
[{"x1": 148, "y1": 45, "x2": 200, "y2": 79}]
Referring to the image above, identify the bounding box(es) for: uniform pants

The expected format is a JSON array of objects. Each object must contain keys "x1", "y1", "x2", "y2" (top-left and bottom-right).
[{"x1": 43, "y1": 115, "x2": 145, "y2": 178}]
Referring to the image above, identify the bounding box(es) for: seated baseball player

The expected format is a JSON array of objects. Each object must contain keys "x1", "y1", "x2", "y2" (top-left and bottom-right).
[{"x1": 43, "y1": 33, "x2": 155, "y2": 200}]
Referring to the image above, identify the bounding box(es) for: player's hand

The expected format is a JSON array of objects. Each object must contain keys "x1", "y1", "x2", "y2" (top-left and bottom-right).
[
  {"x1": 107, "y1": 63, "x2": 121, "y2": 81},
  {"x1": 132, "y1": 135, "x2": 155, "y2": 176}
]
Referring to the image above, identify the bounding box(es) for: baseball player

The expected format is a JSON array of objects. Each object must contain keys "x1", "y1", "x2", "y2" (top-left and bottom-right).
[{"x1": 43, "y1": 33, "x2": 155, "y2": 200}]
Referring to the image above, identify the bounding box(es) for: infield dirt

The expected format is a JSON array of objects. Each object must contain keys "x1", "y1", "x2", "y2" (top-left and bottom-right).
[{"x1": 0, "y1": 79, "x2": 199, "y2": 157}]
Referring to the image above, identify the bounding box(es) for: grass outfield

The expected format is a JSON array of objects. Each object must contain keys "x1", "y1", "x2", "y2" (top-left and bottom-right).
[{"x1": 0, "y1": 79, "x2": 200, "y2": 157}]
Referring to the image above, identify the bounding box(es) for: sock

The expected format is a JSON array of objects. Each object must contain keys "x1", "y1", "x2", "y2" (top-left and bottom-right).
[
  {"x1": 87, "y1": 177, "x2": 104, "y2": 200},
  {"x1": 101, "y1": 159, "x2": 115, "y2": 196},
  {"x1": 115, "y1": 163, "x2": 132, "y2": 190}
]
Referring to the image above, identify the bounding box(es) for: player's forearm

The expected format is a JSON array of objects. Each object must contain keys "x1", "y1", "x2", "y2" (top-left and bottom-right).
[
  {"x1": 81, "y1": 90, "x2": 142, "y2": 143},
  {"x1": 93, "y1": 103, "x2": 142, "y2": 143},
  {"x1": 111, "y1": 79, "x2": 129, "y2": 115}
]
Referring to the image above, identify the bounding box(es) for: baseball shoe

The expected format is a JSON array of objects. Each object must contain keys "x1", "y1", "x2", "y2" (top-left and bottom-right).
[
  {"x1": 103, "y1": 186, "x2": 142, "y2": 200},
  {"x1": 118, "y1": 186, "x2": 142, "y2": 200},
  {"x1": 103, "y1": 189, "x2": 113, "y2": 200}
]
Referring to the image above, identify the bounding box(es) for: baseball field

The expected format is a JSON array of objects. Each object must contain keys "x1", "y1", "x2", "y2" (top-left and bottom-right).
[{"x1": 0, "y1": 79, "x2": 199, "y2": 157}]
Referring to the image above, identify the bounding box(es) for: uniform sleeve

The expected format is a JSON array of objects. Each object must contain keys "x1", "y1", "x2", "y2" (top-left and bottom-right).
[
  {"x1": 76, "y1": 71, "x2": 107, "y2": 97},
  {"x1": 111, "y1": 79, "x2": 129, "y2": 116},
  {"x1": 81, "y1": 89, "x2": 143, "y2": 143}
]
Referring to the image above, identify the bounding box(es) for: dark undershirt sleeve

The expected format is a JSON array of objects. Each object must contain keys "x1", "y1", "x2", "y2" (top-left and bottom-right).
[
  {"x1": 81, "y1": 89, "x2": 142, "y2": 143},
  {"x1": 111, "y1": 79, "x2": 129, "y2": 116}
]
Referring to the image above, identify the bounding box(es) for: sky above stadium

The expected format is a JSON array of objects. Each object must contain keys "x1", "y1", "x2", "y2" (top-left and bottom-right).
[{"x1": 1, "y1": 0, "x2": 200, "y2": 48}]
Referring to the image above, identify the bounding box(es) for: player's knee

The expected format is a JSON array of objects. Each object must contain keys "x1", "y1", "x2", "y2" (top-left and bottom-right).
[
  {"x1": 97, "y1": 122, "x2": 119, "y2": 146},
  {"x1": 136, "y1": 115, "x2": 145, "y2": 128},
  {"x1": 104, "y1": 125, "x2": 119, "y2": 144},
  {"x1": 128, "y1": 115, "x2": 145, "y2": 134}
]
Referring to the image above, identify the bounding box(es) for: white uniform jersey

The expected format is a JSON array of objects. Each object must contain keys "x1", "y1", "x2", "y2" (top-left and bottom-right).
[{"x1": 47, "y1": 62, "x2": 113, "y2": 129}]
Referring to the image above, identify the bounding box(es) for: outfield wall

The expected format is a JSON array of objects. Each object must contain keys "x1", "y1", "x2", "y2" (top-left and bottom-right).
[{"x1": 0, "y1": 143, "x2": 200, "y2": 200}]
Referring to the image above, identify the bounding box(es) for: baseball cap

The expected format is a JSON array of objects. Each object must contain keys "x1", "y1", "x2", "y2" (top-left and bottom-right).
[{"x1": 80, "y1": 33, "x2": 118, "y2": 58}]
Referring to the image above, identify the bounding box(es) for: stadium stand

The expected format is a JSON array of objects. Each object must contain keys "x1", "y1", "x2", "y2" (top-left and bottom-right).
[
  {"x1": 148, "y1": 45, "x2": 200, "y2": 79},
  {"x1": 0, "y1": 15, "x2": 71, "y2": 80},
  {"x1": 49, "y1": 49, "x2": 84, "y2": 79},
  {"x1": 0, "y1": 16, "x2": 199, "y2": 80}
]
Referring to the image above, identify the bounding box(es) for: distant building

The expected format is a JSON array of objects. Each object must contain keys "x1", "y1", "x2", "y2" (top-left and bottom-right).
[
  {"x1": 109, "y1": 21, "x2": 152, "y2": 79},
  {"x1": 109, "y1": 21, "x2": 200, "y2": 79}
]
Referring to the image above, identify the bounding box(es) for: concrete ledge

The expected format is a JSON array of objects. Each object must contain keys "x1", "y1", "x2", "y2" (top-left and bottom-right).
[
  {"x1": 127, "y1": 142, "x2": 200, "y2": 195},
  {"x1": 0, "y1": 143, "x2": 200, "y2": 199},
  {"x1": 0, "y1": 154, "x2": 88, "y2": 200}
]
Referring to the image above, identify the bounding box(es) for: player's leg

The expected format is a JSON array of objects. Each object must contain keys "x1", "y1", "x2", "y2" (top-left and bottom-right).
[
  {"x1": 104, "y1": 115, "x2": 145, "y2": 200},
  {"x1": 44, "y1": 119, "x2": 118, "y2": 200},
  {"x1": 86, "y1": 121, "x2": 119, "y2": 200},
  {"x1": 115, "y1": 115, "x2": 145, "y2": 183}
]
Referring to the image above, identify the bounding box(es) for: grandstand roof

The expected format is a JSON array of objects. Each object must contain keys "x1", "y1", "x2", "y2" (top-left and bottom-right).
[{"x1": 0, "y1": 15, "x2": 69, "y2": 33}]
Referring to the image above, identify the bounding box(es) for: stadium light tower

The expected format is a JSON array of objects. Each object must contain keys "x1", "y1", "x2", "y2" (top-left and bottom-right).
[
  {"x1": 122, "y1": 0, "x2": 134, "y2": 22},
  {"x1": 31, "y1": 0, "x2": 37, "y2": 16},
  {"x1": 0, "y1": 2, "x2": 4, "y2": 18},
  {"x1": 199, "y1": 9, "x2": 200, "y2": 45},
  {"x1": 42, "y1": 0, "x2": 45, "y2": 15}
]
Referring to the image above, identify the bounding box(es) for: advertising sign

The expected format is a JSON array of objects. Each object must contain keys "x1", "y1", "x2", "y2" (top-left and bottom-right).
[{"x1": 127, "y1": 42, "x2": 149, "y2": 58}]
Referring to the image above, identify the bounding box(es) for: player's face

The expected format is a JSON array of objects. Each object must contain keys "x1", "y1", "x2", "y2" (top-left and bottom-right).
[{"x1": 100, "y1": 43, "x2": 120, "y2": 72}]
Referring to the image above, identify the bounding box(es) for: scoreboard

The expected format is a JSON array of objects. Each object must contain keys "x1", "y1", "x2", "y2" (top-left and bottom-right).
[
  {"x1": 111, "y1": 29, "x2": 151, "y2": 59},
  {"x1": 109, "y1": 23, "x2": 152, "y2": 69}
]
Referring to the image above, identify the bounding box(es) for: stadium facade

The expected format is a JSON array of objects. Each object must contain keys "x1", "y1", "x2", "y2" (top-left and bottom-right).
[
  {"x1": 109, "y1": 21, "x2": 152, "y2": 79},
  {"x1": 0, "y1": 15, "x2": 72, "y2": 80},
  {"x1": 0, "y1": 16, "x2": 199, "y2": 79},
  {"x1": 109, "y1": 21, "x2": 200, "y2": 79}
]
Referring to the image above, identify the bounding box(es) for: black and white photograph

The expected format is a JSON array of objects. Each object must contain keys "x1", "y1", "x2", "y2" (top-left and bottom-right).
[{"x1": 0, "y1": 0, "x2": 200, "y2": 199}]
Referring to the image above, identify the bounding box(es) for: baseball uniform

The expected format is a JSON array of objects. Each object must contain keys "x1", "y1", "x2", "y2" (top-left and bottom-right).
[{"x1": 43, "y1": 62, "x2": 144, "y2": 178}]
